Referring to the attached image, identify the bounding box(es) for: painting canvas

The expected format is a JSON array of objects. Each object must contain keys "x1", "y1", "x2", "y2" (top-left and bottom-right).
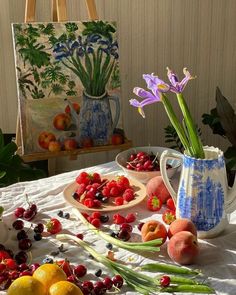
[{"x1": 12, "y1": 21, "x2": 122, "y2": 154}]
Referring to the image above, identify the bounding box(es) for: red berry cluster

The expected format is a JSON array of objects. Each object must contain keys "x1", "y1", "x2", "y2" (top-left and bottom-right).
[
  {"x1": 111, "y1": 213, "x2": 137, "y2": 242},
  {"x1": 146, "y1": 194, "x2": 176, "y2": 225},
  {"x1": 0, "y1": 244, "x2": 40, "y2": 290},
  {"x1": 74, "y1": 172, "x2": 135, "y2": 208},
  {"x1": 56, "y1": 259, "x2": 123, "y2": 295},
  {"x1": 126, "y1": 151, "x2": 172, "y2": 172},
  {"x1": 81, "y1": 211, "x2": 109, "y2": 228}
]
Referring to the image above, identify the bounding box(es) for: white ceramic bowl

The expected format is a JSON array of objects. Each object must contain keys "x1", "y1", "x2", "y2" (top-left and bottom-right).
[{"x1": 115, "y1": 146, "x2": 182, "y2": 184}]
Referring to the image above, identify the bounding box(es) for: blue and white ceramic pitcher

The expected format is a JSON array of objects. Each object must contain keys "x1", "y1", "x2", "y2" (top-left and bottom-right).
[
  {"x1": 79, "y1": 91, "x2": 120, "y2": 146},
  {"x1": 160, "y1": 146, "x2": 236, "y2": 238}
]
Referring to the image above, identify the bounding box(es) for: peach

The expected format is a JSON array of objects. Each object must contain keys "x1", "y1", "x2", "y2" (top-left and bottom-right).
[
  {"x1": 146, "y1": 176, "x2": 171, "y2": 204},
  {"x1": 53, "y1": 113, "x2": 71, "y2": 131},
  {"x1": 64, "y1": 139, "x2": 77, "y2": 151},
  {"x1": 167, "y1": 231, "x2": 199, "y2": 265},
  {"x1": 38, "y1": 131, "x2": 56, "y2": 149},
  {"x1": 141, "y1": 220, "x2": 167, "y2": 246},
  {"x1": 168, "y1": 218, "x2": 197, "y2": 239},
  {"x1": 48, "y1": 141, "x2": 61, "y2": 152}
]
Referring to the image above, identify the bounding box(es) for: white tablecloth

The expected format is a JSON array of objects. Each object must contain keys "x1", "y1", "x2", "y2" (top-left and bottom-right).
[{"x1": 0, "y1": 161, "x2": 236, "y2": 295}]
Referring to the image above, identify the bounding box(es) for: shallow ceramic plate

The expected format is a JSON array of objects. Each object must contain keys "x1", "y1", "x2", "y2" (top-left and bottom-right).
[{"x1": 63, "y1": 174, "x2": 147, "y2": 212}]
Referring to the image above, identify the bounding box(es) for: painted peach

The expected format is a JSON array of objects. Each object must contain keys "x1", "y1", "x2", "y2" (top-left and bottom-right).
[
  {"x1": 167, "y1": 231, "x2": 199, "y2": 265},
  {"x1": 64, "y1": 139, "x2": 77, "y2": 151},
  {"x1": 38, "y1": 132, "x2": 56, "y2": 150},
  {"x1": 146, "y1": 176, "x2": 171, "y2": 204},
  {"x1": 168, "y1": 218, "x2": 197, "y2": 239},
  {"x1": 48, "y1": 141, "x2": 61, "y2": 152},
  {"x1": 141, "y1": 220, "x2": 167, "y2": 245},
  {"x1": 53, "y1": 113, "x2": 71, "y2": 131}
]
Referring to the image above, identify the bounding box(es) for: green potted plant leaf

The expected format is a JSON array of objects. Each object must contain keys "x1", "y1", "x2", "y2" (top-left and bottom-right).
[
  {"x1": 202, "y1": 87, "x2": 236, "y2": 173},
  {"x1": 0, "y1": 129, "x2": 46, "y2": 187}
]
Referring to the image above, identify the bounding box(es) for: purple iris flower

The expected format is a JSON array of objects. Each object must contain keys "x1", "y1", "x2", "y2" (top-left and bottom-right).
[
  {"x1": 129, "y1": 73, "x2": 169, "y2": 118},
  {"x1": 167, "y1": 67, "x2": 196, "y2": 93}
]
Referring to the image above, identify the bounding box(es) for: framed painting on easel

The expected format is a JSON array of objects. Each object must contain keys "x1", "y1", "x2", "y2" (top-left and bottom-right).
[{"x1": 12, "y1": 16, "x2": 123, "y2": 155}]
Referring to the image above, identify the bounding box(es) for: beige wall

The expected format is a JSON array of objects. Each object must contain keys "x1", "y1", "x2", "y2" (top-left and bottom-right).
[{"x1": 0, "y1": 0, "x2": 236, "y2": 172}]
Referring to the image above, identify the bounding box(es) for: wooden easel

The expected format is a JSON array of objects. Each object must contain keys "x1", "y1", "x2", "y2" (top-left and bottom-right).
[{"x1": 16, "y1": 0, "x2": 132, "y2": 175}]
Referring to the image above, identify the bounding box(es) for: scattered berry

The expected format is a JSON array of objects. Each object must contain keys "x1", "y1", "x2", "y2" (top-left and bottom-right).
[
  {"x1": 91, "y1": 218, "x2": 101, "y2": 228},
  {"x1": 106, "y1": 243, "x2": 113, "y2": 250},
  {"x1": 117, "y1": 229, "x2": 131, "y2": 241},
  {"x1": 160, "y1": 275, "x2": 171, "y2": 287},
  {"x1": 57, "y1": 210, "x2": 64, "y2": 217},
  {"x1": 34, "y1": 233, "x2": 42, "y2": 241},
  {"x1": 95, "y1": 269, "x2": 102, "y2": 277},
  {"x1": 14, "y1": 207, "x2": 25, "y2": 218},
  {"x1": 100, "y1": 215, "x2": 109, "y2": 223},
  {"x1": 147, "y1": 195, "x2": 162, "y2": 211},
  {"x1": 46, "y1": 218, "x2": 62, "y2": 234},
  {"x1": 64, "y1": 213, "x2": 70, "y2": 219},
  {"x1": 43, "y1": 257, "x2": 54, "y2": 264},
  {"x1": 74, "y1": 264, "x2": 87, "y2": 277},
  {"x1": 76, "y1": 233, "x2": 84, "y2": 240},
  {"x1": 125, "y1": 213, "x2": 136, "y2": 223},
  {"x1": 103, "y1": 276, "x2": 113, "y2": 290},
  {"x1": 112, "y1": 274, "x2": 124, "y2": 288},
  {"x1": 162, "y1": 209, "x2": 176, "y2": 225},
  {"x1": 113, "y1": 214, "x2": 126, "y2": 225},
  {"x1": 12, "y1": 220, "x2": 24, "y2": 230},
  {"x1": 120, "y1": 223, "x2": 133, "y2": 233},
  {"x1": 138, "y1": 222, "x2": 144, "y2": 231}
]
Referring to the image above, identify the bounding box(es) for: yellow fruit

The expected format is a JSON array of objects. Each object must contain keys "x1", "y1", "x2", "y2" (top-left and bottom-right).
[
  {"x1": 33, "y1": 263, "x2": 67, "y2": 292},
  {"x1": 7, "y1": 276, "x2": 46, "y2": 295},
  {"x1": 49, "y1": 281, "x2": 83, "y2": 295}
]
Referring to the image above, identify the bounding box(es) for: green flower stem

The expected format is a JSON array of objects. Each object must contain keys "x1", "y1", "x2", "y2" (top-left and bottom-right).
[
  {"x1": 177, "y1": 93, "x2": 205, "y2": 158},
  {"x1": 140, "y1": 263, "x2": 199, "y2": 275},
  {"x1": 72, "y1": 208, "x2": 162, "y2": 252},
  {"x1": 161, "y1": 94, "x2": 191, "y2": 154}
]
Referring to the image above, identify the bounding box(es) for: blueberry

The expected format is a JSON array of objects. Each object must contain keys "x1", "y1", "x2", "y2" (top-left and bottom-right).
[
  {"x1": 110, "y1": 231, "x2": 117, "y2": 238},
  {"x1": 64, "y1": 213, "x2": 70, "y2": 219},
  {"x1": 57, "y1": 210, "x2": 64, "y2": 218},
  {"x1": 101, "y1": 197, "x2": 109, "y2": 203},
  {"x1": 95, "y1": 192, "x2": 104, "y2": 201},
  {"x1": 95, "y1": 269, "x2": 102, "y2": 277},
  {"x1": 100, "y1": 215, "x2": 109, "y2": 223},
  {"x1": 34, "y1": 233, "x2": 42, "y2": 241},
  {"x1": 106, "y1": 243, "x2": 113, "y2": 250},
  {"x1": 72, "y1": 192, "x2": 79, "y2": 199},
  {"x1": 43, "y1": 257, "x2": 54, "y2": 264}
]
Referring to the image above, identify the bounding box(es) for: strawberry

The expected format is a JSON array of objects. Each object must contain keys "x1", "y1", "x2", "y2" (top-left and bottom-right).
[
  {"x1": 147, "y1": 195, "x2": 162, "y2": 211},
  {"x1": 113, "y1": 214, "x2": 126, "y2": 225},
  {"x1": 162, "y1": 209, "x2": 176, "y2": 225},
  {"x1": 56, "y1": 259, "x2": 73, "y2": 277},
  {"x1": 166, "y1": 198, "x2": 176, "y2": 211},
  {"x1": 46, "y1": 218, "x2": 62, "y2": 234}
]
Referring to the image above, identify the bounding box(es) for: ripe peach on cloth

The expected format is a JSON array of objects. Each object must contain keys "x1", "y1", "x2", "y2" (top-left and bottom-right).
[
  {"x1": 141, "y1": 220, "x2": 167, "y2": 245},
  {"x1": 167, "y1": 231, "x2": 199, "y2": 265},
  {"x1": 146, "y1": 176, "x2": 171, "y2": 204},
  {"x1": 168, "y1": 218, "x2": 197, "y2": 239}
]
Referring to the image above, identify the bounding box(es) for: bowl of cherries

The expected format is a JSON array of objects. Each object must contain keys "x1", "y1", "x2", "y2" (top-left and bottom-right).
[{"x1": 115, "y1": 146, "x2": 181, "y2": 183}]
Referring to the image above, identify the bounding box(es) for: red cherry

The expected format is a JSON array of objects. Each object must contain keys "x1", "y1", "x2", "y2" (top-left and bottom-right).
[
  {"x1": 73, "y1": 264, "x2": 87, "y2": 278},
  {"x1": 112, "y1": 275, "x2": 124, "y2": 288},
  {"x1": 103, "y1": 277, "x2": 113, "y2": 290},
  {"x1": 14, "y1": 207, "x2": 25, "y2": 218},
  {"x1": 160, "y1": 275, "x2": 171, "y2": 287}
]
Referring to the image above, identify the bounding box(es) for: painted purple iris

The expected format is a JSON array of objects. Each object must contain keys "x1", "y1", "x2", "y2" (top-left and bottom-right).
[
  {"x1": 129, "y1": 73, "x2": 169, "y2": 118},
  {"x1": 167, "y1": 67, "x2": 196, "y2": 94}
]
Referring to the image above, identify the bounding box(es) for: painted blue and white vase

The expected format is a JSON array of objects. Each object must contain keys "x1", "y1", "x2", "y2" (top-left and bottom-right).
[
  {"x1": 79, "y1": 91, "x2": 120, "y2": 146},
  {"x1": 160, "y1": 146, "x2": 236, "y2": 238}
]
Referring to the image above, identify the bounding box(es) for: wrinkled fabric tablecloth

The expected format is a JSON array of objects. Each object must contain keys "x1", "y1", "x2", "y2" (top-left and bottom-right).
[{"x1": 0, "y1": 161, "x2": 235, "y2": 295}]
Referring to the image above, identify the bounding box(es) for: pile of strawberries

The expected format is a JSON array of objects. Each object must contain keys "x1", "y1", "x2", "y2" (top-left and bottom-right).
[{"x1": 73, "y1": 172, "x2": 135, "y2": 208}]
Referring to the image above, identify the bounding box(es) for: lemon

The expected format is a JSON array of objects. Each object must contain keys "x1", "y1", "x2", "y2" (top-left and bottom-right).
[
  {"x1": 7, "y1": 276, "x2": 46, "y2": 295},
  {"x1": 33, "y1": 263, "x2": 67, "y2": 292},
  {"x1": 49, "y1": 281, "x2": 83, "y2": 295}
]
